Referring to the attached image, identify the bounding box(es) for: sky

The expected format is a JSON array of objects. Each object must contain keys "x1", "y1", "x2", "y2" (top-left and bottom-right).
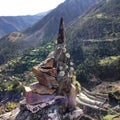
[{"x1": 0, "y1": 0, "x2": 65, "y2": 16}]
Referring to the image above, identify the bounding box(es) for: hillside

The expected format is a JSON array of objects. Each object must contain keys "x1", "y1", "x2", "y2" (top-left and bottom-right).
[
  {"x1": 23, "y1": 0, "x2": 98, "y2": 44},
  {"x1": 68, "y1": 0, "x2": 120, "y2": 40},
  {"x1": 66, "y1": 0, "x2": 120, "y2": 84},
  {"x1": 0, "y1": 11, "x2": 48, "y2": 38}
]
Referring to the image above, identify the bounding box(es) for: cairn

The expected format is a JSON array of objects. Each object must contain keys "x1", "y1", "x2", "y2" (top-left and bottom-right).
[{"x1": 24, "y1": 18, "x2": 82, "y2": 118}]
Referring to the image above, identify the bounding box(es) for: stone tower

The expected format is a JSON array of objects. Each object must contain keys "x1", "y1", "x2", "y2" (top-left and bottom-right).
[{"x1": 24, "y1": 17, "x2": 81, "y2": 113}]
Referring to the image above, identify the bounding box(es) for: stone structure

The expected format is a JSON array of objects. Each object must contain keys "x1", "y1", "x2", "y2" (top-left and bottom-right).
[{"x1": 24, "y1": 17, "x2": 81, "y2": 115}]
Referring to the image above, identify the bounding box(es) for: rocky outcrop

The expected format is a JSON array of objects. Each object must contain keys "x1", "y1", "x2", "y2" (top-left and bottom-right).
[{"x1": 23, "y1": 18, "x2": 80, "y2": 111}]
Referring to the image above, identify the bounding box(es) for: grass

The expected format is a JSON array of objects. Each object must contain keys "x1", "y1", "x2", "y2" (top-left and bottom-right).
[
  {"x1": 96, "y1": 13, "x2": 103, "y2": 18},
  {"x1": 0, "y1": 102, "x2": 19, "y2": 115},
  {"x1": 99, "y1": 55, "x2": 120, "y2": 65},
  {"x1": 103, "y1": 114, "x2": 117, "y2": 120},
  {"x1": 103, "y1": 113, "x2": 120, "y2": 120},
  {"x1": 84, "y1": 38, "x2": 119, "y2": 42}
]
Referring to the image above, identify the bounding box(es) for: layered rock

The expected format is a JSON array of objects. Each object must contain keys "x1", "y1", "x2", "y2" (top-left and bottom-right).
[{"x1": 23, "y1": 18, "x2": 82, "y2": 118}]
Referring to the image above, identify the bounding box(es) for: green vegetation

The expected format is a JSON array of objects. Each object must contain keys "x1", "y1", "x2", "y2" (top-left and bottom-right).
[
  {"x1": 99, "y1": 55, "x2": 120, "y2": 65},
  {"x1": 6, "y1": 102, "x2": 18, "y2": 111},
  {"x1": 96, "y1": 13, "x2": 104, "y2": 18},
  {"x1": 0, "y1": 102, "x2": 19, "y2": 115},
  {"x1": 68, "y1": 0, "x2": 120, "y2": 40},
  {"x1": 102, "y1": 106, "x2": 120, "y2": 120},
  {"x1": 74, "y1": 38, "x2": 120, "y2": 86},
  {"x1": 103, "y1": 114, "x2": 118, "y2": 120},
  {"x1": 0, "y1": 42, "x2": 54, "y2": 91},
  {"x1": 10, "y1": 42, "x2": 54, "y2": 74}
]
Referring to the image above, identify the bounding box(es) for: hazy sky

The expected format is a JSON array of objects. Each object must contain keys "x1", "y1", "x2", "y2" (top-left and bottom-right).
[{"x1": 0, "y1": 0, "x2": 65, "y2": 16}]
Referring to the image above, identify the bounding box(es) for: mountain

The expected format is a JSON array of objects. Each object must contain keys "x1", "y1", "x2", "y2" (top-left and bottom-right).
[
  {"x1": 67, "y1": 0, "x2": 120, "y2": 40},
  {"x1": 0, "y1": 11, "x2": 49, "y2": 39},
  {"x1": 23, "y1": 0, "x2": 98, "y2": 44},
  {"x1": 0, "y1": 0, "x2": 98, "y2": 65},
  {"x1": 66, "y1": 0, "x2": 120, "y2": 82},
  {"x1": 36, "y1": 10, "x2": 52, "y2": 17},
  {"x1": 0, "y1": 0, "x2": 98, "y2": 48}
]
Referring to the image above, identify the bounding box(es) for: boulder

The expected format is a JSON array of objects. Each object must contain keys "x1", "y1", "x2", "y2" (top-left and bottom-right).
[
  {"x1": 25, "y1": 86, "x2": 54, "y2": 105},
  {"x1": 32, "y1": 66, "x2": 58, "y2": 88},
  {"x1": 42, "y1": 58, "x2": 54, "y2": 68}
]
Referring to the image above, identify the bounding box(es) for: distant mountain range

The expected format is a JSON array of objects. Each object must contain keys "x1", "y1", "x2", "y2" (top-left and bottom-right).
[{"x1": 0, "y1": 11, "x2": 49, "y2": 38}]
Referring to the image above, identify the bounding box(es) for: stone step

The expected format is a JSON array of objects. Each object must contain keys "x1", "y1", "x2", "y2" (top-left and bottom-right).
[
  {"x1": 82, "y1": 87, "x2": 107, "y2": 101},
  {"x1": 77, "y1": 93, "x2": 104, "y2": 107},
  {"x1": 76, "y1": 97, "x2": 107, "y2": 115}
]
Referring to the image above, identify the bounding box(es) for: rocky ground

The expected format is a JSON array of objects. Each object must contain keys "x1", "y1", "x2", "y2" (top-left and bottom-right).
[{"x1": 0, "y1": 80, "x2": 120, "y2": 120}]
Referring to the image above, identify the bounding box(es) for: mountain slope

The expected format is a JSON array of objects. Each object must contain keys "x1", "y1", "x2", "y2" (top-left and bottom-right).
[
  {"x1": 24, "y1": 0, "x2": 98, "y2": 39},
  {"x1": 66, "y1": 0, "x2": 120, "y2": 82},
  {"x1": 0, "y1": 12, "x2": 48, "y2": 38},
  {"x1": 0, "y1": 0, "x2": 98, "y2": 48},
  {"x1": 67, "y1": 0, "x2": 120, "y2": 40}
]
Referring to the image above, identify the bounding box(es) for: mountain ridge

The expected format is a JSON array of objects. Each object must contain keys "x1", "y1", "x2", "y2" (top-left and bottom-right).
[
  {"x1": 0, "y1": 11, "x2": 50, "y2": 39},
  {"x1": 23, "y1": 0, "x2": 98, "y2": 44},
  {"x1": 67, "y1": 0, "x2": 120, "y2": 40},
  {"x1": 0, "y1": 0, "x2": 98, "y2": 48}
]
